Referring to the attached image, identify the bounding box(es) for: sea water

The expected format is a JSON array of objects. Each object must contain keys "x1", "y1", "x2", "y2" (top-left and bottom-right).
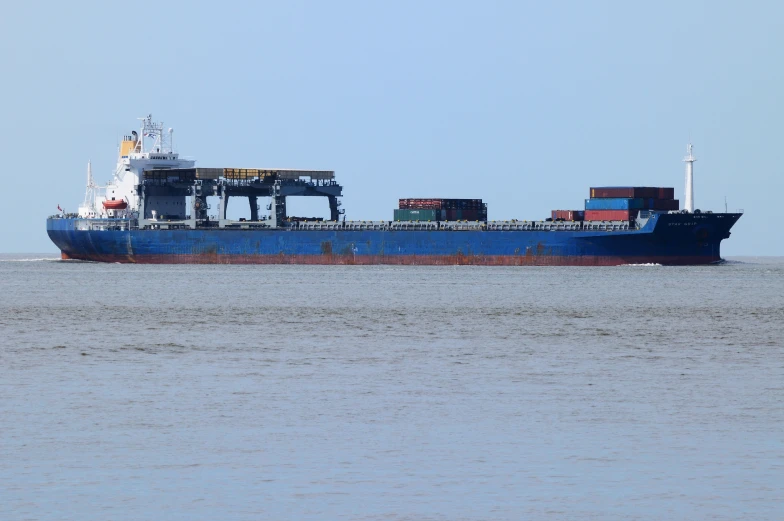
[{"x1": 1, "y1": 255, "x2": 782, "y2": 520}]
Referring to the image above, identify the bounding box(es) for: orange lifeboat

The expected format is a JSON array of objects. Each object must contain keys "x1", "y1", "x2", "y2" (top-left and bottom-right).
[{"x1": 103, "y1": 199, "x2": 128, "y2": 210}]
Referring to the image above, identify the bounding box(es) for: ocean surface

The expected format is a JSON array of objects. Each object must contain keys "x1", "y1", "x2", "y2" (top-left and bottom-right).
[{"x1": 1, "y1": 254, "x2": 782, "y2": 521}]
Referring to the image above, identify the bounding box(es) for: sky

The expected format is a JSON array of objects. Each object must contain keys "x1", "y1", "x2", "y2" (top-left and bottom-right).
[{"x1": 1, "y1": 0, "x2": 782, "y2": 255}]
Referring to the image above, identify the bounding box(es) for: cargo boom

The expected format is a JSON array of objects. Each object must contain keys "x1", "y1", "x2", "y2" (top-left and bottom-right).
[{"x1": 46, "y1": 116, "x2": 742, "y2": 266}]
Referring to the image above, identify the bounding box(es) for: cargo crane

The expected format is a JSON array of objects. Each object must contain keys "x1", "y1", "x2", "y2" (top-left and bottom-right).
[{"x1": 137, "y1": 168, "x2": 343, "y2": 230}]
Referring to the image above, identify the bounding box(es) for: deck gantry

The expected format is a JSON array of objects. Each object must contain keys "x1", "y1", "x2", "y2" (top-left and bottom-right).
[{"x1": 137, "y1": 168, "x2": 343, "y2": 229}]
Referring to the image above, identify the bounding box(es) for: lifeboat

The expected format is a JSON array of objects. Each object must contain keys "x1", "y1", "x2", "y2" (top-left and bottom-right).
[{"x1": 103, "y1": 199, "x2": 128, "y2": 210}]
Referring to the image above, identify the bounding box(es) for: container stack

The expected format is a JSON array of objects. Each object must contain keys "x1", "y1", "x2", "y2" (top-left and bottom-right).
[
  {"x1": 395, "y1": 199, "x2": 487, "y2": 221},
  {"x1": 393, "y1": 208, "x2": 441, "y2": 221},
  {"x1": 584, "y1": 187, "x2": 679, "y2": 222},
  {"x1": 551, "y1": 210, "x2": 585, "y2": 221}
]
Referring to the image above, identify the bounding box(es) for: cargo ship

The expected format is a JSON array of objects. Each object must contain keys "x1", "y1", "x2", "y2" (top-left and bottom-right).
[{"x1": 47, "y1": 116, "x2": 742, "y2": 265}]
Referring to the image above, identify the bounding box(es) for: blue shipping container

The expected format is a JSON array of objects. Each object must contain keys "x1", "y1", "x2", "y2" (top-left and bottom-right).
[{"x1": 585, "y1": 198, "x2": 646, "y2": 210}]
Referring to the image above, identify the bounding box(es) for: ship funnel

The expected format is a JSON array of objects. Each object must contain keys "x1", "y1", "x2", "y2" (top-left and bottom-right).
[{"x1": 683, "y1": 143, "x2": 696, "y2": 213}]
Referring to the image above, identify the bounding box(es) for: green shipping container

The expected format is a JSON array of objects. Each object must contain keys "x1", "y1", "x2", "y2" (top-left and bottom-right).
[{"x1": 394, "y1": 209, "x2": 440, "y2": 221}]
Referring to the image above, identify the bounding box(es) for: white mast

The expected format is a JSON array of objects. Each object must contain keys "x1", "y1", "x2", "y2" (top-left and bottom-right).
[
  {"x1": 138, "y1": 115, "x2": 148, "y2": 153},
  {"x1": 78, "y1": 161, "x2": 98, "y2": 217},
  {"x1": 683, "y1": 143, "x2": 696, "y2": 213}
]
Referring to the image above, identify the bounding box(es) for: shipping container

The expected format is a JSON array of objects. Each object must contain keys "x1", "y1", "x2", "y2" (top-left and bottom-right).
[
  {"x1": 440, "y1": 209, "x2": 486, "y2": 221},
  {"x1": 652, "y1": 198, "x2": 679, "y2": 211},
  {"x1": 399, "y1": 198, "x2": 484, "y2": 210},
  {"x1": 590, "y1": 187, "x2": 660, "y2": 199},
  {"x1": 585, "y1": 197, "x2": 680, "y2": 211},
  {"x1": 394, "y1": 209, "x2": 440, "y2": 221},
  {"x1": 585, "y1": 198, "x2": 647, "y2": 210},
  {"x1": 551, "y1": 210, "x2": 585, "y2": 221},
  {"x1": 399, "y1": 199, "x2": 443, "y2": 210},
  {"x1": 584, "y1": 209, "x2": 638, "y2": 221},
  {"x1": 658, "y1": 187, "x2": 675, "y2": 200},
  {"x1": 442, "y1": 199, "x2": 483, "y2": 210}
]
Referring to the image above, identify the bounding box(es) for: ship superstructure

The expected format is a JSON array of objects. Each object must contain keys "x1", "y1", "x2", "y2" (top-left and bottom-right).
[
  {"x1": 77, "y1": 115, "x2": 194, "y2": 219},
  {"x1": 48, "y1": 116, "x2": 742, "y2": 265}
]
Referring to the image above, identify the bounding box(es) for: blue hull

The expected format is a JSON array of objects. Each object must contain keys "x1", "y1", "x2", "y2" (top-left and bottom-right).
[{"x1": 47, "y1": 212, "x2": 741, "y2": 266}]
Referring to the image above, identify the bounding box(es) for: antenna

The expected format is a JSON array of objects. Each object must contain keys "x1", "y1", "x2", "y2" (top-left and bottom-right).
[
  {"x1": 725, "y1": 196, "x2": 728, "y2": 213},
  {"x1": 683, "y1": 143, "x2": 696, "y2": 213}
]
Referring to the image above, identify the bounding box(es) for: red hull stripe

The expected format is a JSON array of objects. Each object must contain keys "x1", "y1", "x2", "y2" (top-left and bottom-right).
[{"x1": 61, "y1": 252, "x2": 720, "y2": 266}]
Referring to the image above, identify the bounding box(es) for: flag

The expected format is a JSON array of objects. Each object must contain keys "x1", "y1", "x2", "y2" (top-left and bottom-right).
[{"x1": 57, "y1": 204, "x2": 63, "y2": 212}]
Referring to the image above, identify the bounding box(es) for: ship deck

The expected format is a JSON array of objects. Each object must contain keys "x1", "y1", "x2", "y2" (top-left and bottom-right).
[{"x1": 54, "y1": 217, "x2": 641, "y2": 233}]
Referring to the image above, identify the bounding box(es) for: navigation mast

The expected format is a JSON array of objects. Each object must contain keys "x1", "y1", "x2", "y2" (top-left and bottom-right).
[
  {"x1": 683, "y1": 143, "x2": 696, "y2": 213},
  {"x1": 77, "y1": 161, "x2": 98, "y2": 217}
]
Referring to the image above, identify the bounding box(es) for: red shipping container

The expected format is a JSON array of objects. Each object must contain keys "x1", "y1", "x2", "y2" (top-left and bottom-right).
[
  {"x1": 400, "y1": 198, "x2": 484, "y2": 211},
  {"x1": 584, "y1": 209, "x2": 638, "y2": 221},
  {"x1": 552, "y1": 210, "x2": 585, "y2": 221},
  {"x1": 657, "y1": 187, "x2": 675, "y2": 200},
  {"x1": 590, "y1": 187, "x2": 659, "y2": 199},
  {"x1": 399, "y1": 199, "x2": 443, "y2": 210},
  {"x1": 590, "y1": 187, "x2": 633, "y2": 198}
]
